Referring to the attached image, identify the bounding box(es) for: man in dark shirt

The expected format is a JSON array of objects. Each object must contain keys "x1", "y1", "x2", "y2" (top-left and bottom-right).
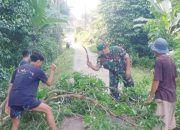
[
  {"x1": 11, "y1": 50, "x2": 30, "y2": 86},
  {"x1": 5, "y1": 50, "x2": 30, "y2": 115},
  {"x1": 146, "y1": 38, "x2": 178, "y2": 130},
  {"x1": 19, "y1": 50, "x2": 30, "y2": 66},
  {"x1": 87, "y1": 43, "x2": 134, "y2": 100},
  {"x1": 7, "y1": 52, "x2": 57, "y2": 130}
]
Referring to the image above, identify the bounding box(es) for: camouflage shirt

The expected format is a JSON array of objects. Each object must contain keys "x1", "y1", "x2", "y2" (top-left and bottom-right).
[{"x1": 97, "y1": 46, "x2": 126, "y2": 74}]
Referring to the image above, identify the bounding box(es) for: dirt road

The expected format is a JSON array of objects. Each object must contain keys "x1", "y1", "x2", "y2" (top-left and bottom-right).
[{"x1": 60, "y1": 43, "x2": 109, "y2": 130}]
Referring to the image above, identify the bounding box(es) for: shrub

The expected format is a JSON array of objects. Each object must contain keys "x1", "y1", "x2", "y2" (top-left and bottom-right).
[
  {"x1": 0, "y1": 65, "x2": 10, "y2": 102},
  {"x1": 54, "y1": 72, "x2": 162, "y2": 130},
  {"x1": 132, "y1": 54, "x2": 154, "y2": 68}
]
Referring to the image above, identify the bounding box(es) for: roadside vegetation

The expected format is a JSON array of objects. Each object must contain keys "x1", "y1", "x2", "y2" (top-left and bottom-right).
[
  {"x1": 0, "y1": 0, "x2": 179, "y2": 130},
  {"x1": 75, "y1": 0, "x2": 180, "y2": 129}
]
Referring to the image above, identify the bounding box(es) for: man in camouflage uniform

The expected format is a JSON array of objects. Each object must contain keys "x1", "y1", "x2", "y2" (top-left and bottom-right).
[{"x1": 87, "y1": 43, "x2": 134, "y2": 100}]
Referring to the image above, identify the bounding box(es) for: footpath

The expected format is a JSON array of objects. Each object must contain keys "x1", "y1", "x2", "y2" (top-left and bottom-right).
[{"x1": 60, "y1": 43, "x2": 109, "y2": 130}]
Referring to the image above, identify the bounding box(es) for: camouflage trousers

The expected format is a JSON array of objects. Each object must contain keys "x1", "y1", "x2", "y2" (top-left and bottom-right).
[{"x1": 109, "y1": 71, "x2": 134, "y2": 100}]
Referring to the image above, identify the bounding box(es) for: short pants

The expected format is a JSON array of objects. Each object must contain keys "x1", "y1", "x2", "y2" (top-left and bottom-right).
[
  {"x1": 10, "y1": 100, "x2": 41, "y2": 119},
  {"x1": 153, "y1": 99, "x2": 176, "y2": 130}
]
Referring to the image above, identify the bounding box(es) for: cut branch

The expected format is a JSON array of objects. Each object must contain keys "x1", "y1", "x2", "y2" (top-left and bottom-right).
[{"x1": 44, "y1": 93, "x2": 143, "y2": 129}]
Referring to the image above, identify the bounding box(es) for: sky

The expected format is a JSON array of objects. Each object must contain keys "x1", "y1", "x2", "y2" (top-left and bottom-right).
[{"x1": 67, "y1": 0, "x2": 100, "y2": 19}]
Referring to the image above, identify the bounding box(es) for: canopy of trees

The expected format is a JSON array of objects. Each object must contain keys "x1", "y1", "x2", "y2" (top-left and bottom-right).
[{"x1": 0, "y1": 0, "x2": 70, "y2": 101}]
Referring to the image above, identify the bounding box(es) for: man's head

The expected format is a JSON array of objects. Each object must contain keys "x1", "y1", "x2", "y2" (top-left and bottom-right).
[
  {"x1": 22, "y1": 50, "x2": 30, "y2": 58},
  {"x1": 150, "y1": 38, "x2": 169, "y2": 56},
  {"x1": 30, "y1": 52, "x2": 44, "y2": 67},
  {"x1": 97, "y1": 43, "x2": 109, "y2": 55}
]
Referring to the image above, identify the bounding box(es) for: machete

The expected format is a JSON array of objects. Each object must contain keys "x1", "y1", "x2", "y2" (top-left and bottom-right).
[{"x1": 82, "y1": 45, "x2": 89, "y2": 62}]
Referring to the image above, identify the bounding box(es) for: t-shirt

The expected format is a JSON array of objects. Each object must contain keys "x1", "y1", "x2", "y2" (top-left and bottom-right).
[
  {"x1": 97, "y1": 46, "x2": 126, "y2": 75},
  {"x1": 10, "y1": 59, "x2": 29, "y2": 84},
  {"x1": 19, "y1": 59, "x2": 29, "y2": 66},
  {"x1": 154, "y1": 55, "x2": 178, "y2": 102},
  {"x1": 9, "y1": 64, "x2": 48, "y2": 106}
]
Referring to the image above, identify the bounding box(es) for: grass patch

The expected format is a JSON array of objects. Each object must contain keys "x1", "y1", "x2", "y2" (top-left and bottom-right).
[
  {"x1": 53, "y1": 48, "x2": 74, "y2": 82},
  {"x1": 132, "y1": 67, "x2": 153, "y2": 84}
]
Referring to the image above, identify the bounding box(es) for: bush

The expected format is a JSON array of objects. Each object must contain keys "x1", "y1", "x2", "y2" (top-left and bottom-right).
[
  {"x1": 88, "y1": 43, "x2": 97, "y2": 53},
  {"x1": 0, "y1": 65, "x2": 10, "y2": 102},
  {"x1": 132, "y1": 54, "x2": 154, "y2": 68},
  {"x1": 54, "y1": 72, "x2": 161, "y2": 130},
  {"x1": 30, "y1": 37, "x2": 61, "y2": 69},
  {"x1": 75, "y1": 31, "x2": 90, "y2": 44},
  {"x1": 0, "y1": 0, "x2": 34, "y2": 68}
]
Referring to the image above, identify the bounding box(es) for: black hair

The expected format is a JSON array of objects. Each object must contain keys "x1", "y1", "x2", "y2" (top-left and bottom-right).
[
  {"x1": 22, "y1": 50, "x2": 30, "y2": 57},
  {"x1": 30, "y1": 52, "x2": 44, "y2": 62}
]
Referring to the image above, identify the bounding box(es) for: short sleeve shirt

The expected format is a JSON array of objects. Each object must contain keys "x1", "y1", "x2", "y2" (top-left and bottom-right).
[
  {"x1": 97, "y1": 46, "x2": 126, "y2": 74},
  {"x1": 10, "y1": 60, "x2": 29, "y2": 84},
  {"x1": 9, "y1": 64, "x2": 48, "y2": 106},
  {"x1": 19, "y1": 59, "x2": 29, "y2": 66},
  {"x1": 154, "y1": 55, "x2": 178, "y2": 102}
]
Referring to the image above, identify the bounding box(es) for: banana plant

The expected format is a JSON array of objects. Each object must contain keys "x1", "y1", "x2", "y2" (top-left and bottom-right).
[
  {"x1": 136, "y1": 0, "x2": 180, "y2": 70},
  {"x1": 133, "y1": 0, "x2": 179, "y2": 43},
  {"x1": 28, "y1": 0, "x2": 67, "y2": 31}
]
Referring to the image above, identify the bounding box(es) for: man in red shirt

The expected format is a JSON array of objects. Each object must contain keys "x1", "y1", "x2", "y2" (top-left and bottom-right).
[{"x1": 146, "y1": 38, "x2": 178, "y2": 130}]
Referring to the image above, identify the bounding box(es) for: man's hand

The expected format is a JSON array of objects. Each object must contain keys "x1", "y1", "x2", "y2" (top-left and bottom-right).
[
  {"x1": 145, "y1": 80, "x2": 159, "y2": 105},
  {"x1": 145, "y1": 94, "x2": 154, "y2": 105},
  {"x1": 46, "y1": 64, "x2": 56, "y2": 86},
  {"x1": 87, "y1": 61, "x2": 100, "y2": 71},
  {"x1": 50, "y1": 64, "x2": 56, "y2": 71}
]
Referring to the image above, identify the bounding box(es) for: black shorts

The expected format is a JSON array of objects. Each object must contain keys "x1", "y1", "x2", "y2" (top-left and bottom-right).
[{"x1": 10, "y1": 101, "x2": 41, "y2": 119}]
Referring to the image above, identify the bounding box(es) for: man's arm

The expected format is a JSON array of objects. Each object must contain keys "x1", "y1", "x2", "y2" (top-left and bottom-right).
[
  {"x1": 87, "y1": 61, "x2": 101, "y2": 71},
  {"x1": 4, "y1": 83, "x2": 12, "y2": 114},
  {"x1": 6, "y1": 83, "x2": 12, "y2": 101},
  {"x1": 146, "y1": 80, "x2": 159, "y2": 104},
  {"x1": 124, "y1": 53, "x2": 131, "y2": 79},
  {"x1": 46, "y1": 64, "x2": 56, "y2": 86},
  {"x1": 5, "y1": 69, "x2": 17, "y2": 114}
]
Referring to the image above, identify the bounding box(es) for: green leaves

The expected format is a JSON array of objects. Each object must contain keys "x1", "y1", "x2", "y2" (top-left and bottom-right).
[
  {"x1": 93, "y1": 0, "x2": 153, "y2": 59},
  {"x1": 28, "y1": 0, "x2": 67, "y2": 31},
  {"x1": 144, "y1": 0, "x2": 180, "y2": 75},
  {"x1": 0, "y1": 0, "x2": 33, "y2": 68},
  {"x1": 52, "y1": 72, "x2": 161, "y2": 130},
  {"x1": 145, "y1": 0, "x2": 179, "y2": 43},
  {"x1": 0, "y1": 0, "x2": 69, "y2": 105}
]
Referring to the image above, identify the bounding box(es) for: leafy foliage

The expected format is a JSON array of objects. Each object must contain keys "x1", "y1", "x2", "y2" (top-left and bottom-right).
[
  {"x1": 29, "y1": 0, "x2": 67, "y2": 31},
  {"x1": 75, "y1": 30, "x2": 90, "y2": 45},
  {"x1": 92, "y1": 0, "x2": 154, "y2": 58},
  {"x1": 0, "y1": 65, "x2": 10, "y2": 102},
  {"x1": 144, "y1": 0, "x2": 180, "y2": 44},
  {"x1": 52, "y1": 72, "x2": 161, "y2": 130},
  {"x1": 0, "y1": 0, "x2": 34, "y2": 68},
  {"x1": 0, "y1": 0, "x2": 69, "y2": 89},
  {"x1": 144, "y1": 0, "x2": 180, "y2": 73},
  {"x1": 3, "y1": 72, "x2": 159, "y2": 130}
]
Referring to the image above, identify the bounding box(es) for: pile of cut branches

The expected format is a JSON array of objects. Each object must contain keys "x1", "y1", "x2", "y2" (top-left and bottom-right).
[{"x1": 0, "y1": 72, "x2": 161, "y2": 130}]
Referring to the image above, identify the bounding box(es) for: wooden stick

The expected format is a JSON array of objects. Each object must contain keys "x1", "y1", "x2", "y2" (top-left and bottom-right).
[
  {"x1": 45, "y1": 93, "x2": 143, "y2": 129},
  {"x1": 82, "y1": 45, "x2": 89, "y2": 61}
]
